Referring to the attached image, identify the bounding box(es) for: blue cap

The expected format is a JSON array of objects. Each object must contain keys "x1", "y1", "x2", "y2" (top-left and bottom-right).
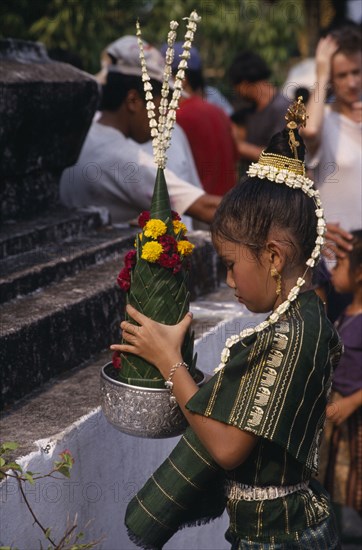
[{"x1": 160, "y1": 41, "x2": 202, "y2": 71}]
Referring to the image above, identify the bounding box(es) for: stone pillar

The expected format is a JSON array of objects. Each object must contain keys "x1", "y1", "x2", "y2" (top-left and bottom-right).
[{"x1": 0, "y1": 39, "x2": 99, "y2": 222}]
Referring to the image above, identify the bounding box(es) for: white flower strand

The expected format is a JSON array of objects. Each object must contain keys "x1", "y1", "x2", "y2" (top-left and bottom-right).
[
  {"x1": 137, "y1": 11, "x2": 201, "y2": 169},
  {"x1": 214, "y1": 163, "x2": 326, "y2": 374}
]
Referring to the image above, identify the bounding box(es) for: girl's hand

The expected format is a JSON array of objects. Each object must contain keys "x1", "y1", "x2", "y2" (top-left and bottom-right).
[{"x1": 110, "y1": 305, "x2": 193, "y2": 378}]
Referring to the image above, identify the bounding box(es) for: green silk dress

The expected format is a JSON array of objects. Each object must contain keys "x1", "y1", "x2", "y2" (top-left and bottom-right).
[{"x1": 125, "y1": 291, "x2": 342, "y2": 548}]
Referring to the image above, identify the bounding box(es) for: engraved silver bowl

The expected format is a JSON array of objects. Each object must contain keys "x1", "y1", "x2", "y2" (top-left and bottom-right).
[{"x1": 100, "y1": 363, "x2": 205, "y2": 438}]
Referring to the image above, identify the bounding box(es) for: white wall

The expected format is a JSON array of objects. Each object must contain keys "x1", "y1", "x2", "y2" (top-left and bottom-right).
[{"x1": 0, "y1": 310, "x2": 264, "y2": 550}]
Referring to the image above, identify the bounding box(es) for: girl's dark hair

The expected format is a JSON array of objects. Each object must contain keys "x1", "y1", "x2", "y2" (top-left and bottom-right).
[
  {"x1": 349, "y1": 230, "x2": 362, "y2": 274},
  {"x1": 211, "y1": 128, "x2": 317, "y2": 267},
  {"x1": 100, "y1": 71, "x2": 162, "y2": 111}
]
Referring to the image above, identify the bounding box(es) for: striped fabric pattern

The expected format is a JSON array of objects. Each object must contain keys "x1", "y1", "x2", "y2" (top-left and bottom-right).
[{"x1": 125, "y1": 291, "x2": 343, "y2": 548}]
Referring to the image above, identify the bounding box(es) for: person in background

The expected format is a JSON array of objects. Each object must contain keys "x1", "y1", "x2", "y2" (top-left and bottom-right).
[
  {"x1": 318, "y1": 229, "x2": 362, "y2": 518},
  {"x1": 228, "y1": 51, "x2": 290, "y2": 162},
  {"x1": 160, "y1": 42, "x2": 233, "y2": 116},
  {"x1": 60, "y1": 36, "x2": 221, "y2": 226},
  {"x1": 229, "y1": 107, "x2": 255, "y2": 177},
  {"x1": 94, "y1": 37, "x2": 203, "y2": 229},
  {"x1": 164, "y1": 42, "x2": 238, "y2": 197},
  {"x1": 301, "y1": 25, "x2": 361, "y2": 321}
]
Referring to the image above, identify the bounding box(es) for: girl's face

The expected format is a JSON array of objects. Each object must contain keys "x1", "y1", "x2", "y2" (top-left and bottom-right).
[
  {"x1": 214, "y1": 235, "x2": 277, "y2": 314},
  {"x1": 331, "y1": 256, "x2": 354, "y2": 294}
]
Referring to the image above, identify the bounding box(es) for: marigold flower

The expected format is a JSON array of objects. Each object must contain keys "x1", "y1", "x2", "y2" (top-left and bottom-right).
[
  {"x1": 173, "y1": 220, "x2": 187, "y2": 235},
  {"x1": 159, "y1": 234, "x2": 177, "y2": 253},
  {"x1": 118, "y1": 279, "x2": 131, "y2": 291},
  {"x1": 158, "y1": 252, "x2": 180, "y2": 270},
  {"x1": 134, "y1": 232, "x2": 143, "y2": 247},
  {"x1": 171, "y1": 210, "x2": 181, "y2": 221},
  {"x1": 124, "y1": 249, "x2": 137, "y2": 268},
  {"x1": 177, "y1": 240, "x2": 194, "y2": 256},
  {"x1": 143, "y1": 219, "x2": 167, "y2": 239},
  {"x1": 141, "y1": 241, "x2": 164, "y2": 262},
  {"x1": 117, "y1": 267, "x2": 132, "y2": 291},
  {"x1": 138, "y1": 211, "x2": 150, "y2": 228}
]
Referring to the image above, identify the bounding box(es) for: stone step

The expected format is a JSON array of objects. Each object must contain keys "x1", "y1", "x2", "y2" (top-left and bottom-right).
[
  {"x1": 0, "y1": 232, "x2": 218, "y2": 408},
  {"x1": 0, "y1": 284, "x2": 240, "y2": 457},
  {"x1": 0, "y1": 255, "x2": 129, "y2": 409},
  {"x1": 0, "y1": 208, "x2": 102, "y2": 260},
  {"x1": 0, "y1": 226, "x2": 135, "y2": 304}
]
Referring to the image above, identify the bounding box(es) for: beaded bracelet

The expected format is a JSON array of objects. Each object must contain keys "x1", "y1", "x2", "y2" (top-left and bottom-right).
[{"x1": 165, "y1": 361, "x2": 189, "y2": 401}]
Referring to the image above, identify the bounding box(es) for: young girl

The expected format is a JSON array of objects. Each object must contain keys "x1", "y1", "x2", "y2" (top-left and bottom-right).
[
  {"x1": 319, "y1": 230, "x2": 362, "y2": 516},
  {"x1": 111, "y1": 102, "x2": 343, "y2": 549}
]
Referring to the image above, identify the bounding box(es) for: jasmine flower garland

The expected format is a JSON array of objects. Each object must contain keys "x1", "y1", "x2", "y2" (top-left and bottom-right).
[
  {"x1": 136, "y1": 10, "x2": 201, "y2": 169},
  {"x1": 113, "y1": 13, "x2": 201, "y2": 387}
]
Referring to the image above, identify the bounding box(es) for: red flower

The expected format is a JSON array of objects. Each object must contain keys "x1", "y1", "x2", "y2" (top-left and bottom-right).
[
  {"x1": 112, "y1": 351, "x2": 122, "y2": 369},
  {"x1": 159, "y1": 235, "x2": 177, "y2": 253},
  {"x1": 158, "y1": 253, "x2": 182, "y2": 273},
  {"x1": 124, "y1": 249, "x2": 137, "y2": 268},
  {"x1": 138, "y1": 211, "x2": 150, "y2": 228},
  {"x1": 172, "y1": 259, "x2": 183, "y2": 274},
  {"x1": 117, "y1": 267, "x2": 131, "y2": 291},
  {"x1": 171, "y1": 210, "x2": 181, "y2": 221},
  {"x1": 118, "y1": 279, "x2": 130, "y2": 291}
]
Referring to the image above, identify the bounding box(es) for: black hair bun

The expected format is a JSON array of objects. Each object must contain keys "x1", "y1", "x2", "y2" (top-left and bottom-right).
[{"x1": 264, "y1": 128, "x2": 306, "y2": 163}]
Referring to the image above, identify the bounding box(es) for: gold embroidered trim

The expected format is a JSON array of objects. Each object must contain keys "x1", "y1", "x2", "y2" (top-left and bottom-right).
[
  {"x1": 135, "y1": 495, "x2": 173, "y2": 530},
  {"x1": 204, "y1": 368, "x2": 224, "y2": 416},
  {"x1": 183, "y1": 435, "x2": 217, "y2": 471},
  {"x1": 167, "y1": 457, "x2": 201, "y2": 490},
  {"x1": 151, "y1": 474, "x2": 187, "y2": 510}
]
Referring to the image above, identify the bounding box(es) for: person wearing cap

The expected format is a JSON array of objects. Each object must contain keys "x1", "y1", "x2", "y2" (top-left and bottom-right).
[
  {"x1": 229, "y1": 51, "x2": 290, "y2": 163},
  {"x1": 99, "y1": 36, "x2": 205, "y2": 230},
  {"x1": 163, "y1": 42, "x2": 238, "y2": 197},
  {"x1": 60, "y1": 36, "x2": 220, "y2": 225}
]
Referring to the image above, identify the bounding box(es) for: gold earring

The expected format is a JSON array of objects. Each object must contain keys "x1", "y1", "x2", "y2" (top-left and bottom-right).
[{"x1": 271, "y1": 267, "x2": 282, "y2": 296}]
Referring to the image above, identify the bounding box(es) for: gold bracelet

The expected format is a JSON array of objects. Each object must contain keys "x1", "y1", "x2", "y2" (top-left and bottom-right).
[{"x1": 165, "y1": 361, "x2": 189, "y2": 399}]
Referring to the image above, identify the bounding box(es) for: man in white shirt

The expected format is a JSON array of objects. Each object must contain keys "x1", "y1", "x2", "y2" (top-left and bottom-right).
[{"x1": 60, "y1": 36, "x2": 220, "y2": 225}]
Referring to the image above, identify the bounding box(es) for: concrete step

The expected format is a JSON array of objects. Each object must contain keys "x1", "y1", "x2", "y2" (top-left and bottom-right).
[
  {"x1": 0, "y1": 232, "x2": 218, "y2": 408},
  {"x1": 0, "y1": 208, "x2": 102, "y2": 260},
  {"x1": 0, "y1": 255, "x2": 129, "y2": 409},
  {"x1": 0, "y1": 284, "x2": 240, "y2": 456},
  {"x1": 0, "y1": 226, "x2": 135, "y2": 304}
]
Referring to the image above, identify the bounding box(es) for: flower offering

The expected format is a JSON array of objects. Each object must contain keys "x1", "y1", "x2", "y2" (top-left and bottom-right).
[{"x1": 112, "y1": 11, "x2": 201, "y2": 388}]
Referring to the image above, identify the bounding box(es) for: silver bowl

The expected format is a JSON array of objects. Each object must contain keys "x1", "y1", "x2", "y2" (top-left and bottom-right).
[{"x1": 100, "y1": 363, "x2": 205, "y2": 438}]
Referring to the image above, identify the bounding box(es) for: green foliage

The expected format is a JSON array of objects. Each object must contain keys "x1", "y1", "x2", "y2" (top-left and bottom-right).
[
  {"x1": 1, "y1": 0, "x2": 305, "y2": 85},
  {"x1": 0, "y1": 442, "x2": 101, "y2": 549}
]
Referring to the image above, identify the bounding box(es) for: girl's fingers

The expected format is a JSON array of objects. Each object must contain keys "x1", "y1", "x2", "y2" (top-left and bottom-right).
[
  {"x1": 125, "y1": 304, "x2": 147, "y2": 324},
  {"x1": 121, "y1": 320, "x2": 139, "y2": 335},
  {"x1": 110, "y1": 344, "x2": 135, "y2": 354}
]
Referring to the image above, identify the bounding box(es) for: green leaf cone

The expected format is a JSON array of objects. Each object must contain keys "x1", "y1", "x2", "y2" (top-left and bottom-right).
[
  {"x1": 150, "y1": 168, "x2": 174, "y2": 231},
  {"x1": 119, "y1": 168, "x2": 196, "y2": 388}
]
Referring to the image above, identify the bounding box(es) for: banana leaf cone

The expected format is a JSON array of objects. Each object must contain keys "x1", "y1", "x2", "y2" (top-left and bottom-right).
[{"x1": 118, "y1": 168, "x2": 197, "y2": 388}]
